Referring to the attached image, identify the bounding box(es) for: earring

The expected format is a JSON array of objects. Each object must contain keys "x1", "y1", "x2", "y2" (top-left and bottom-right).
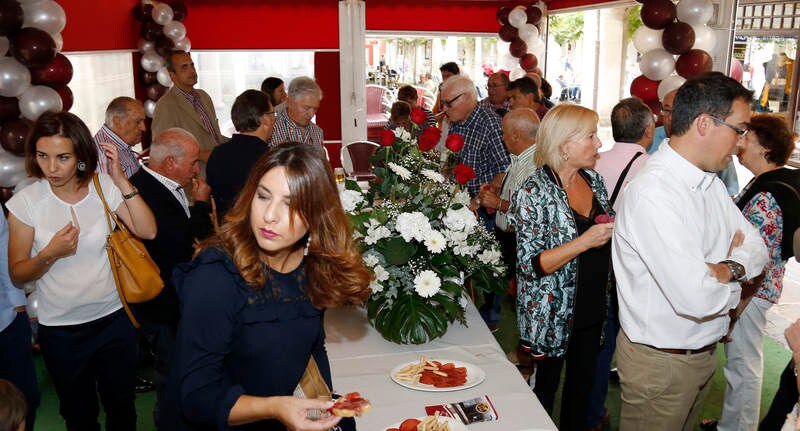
[
  {"x1": 77, "y1": 161, "x2": 86, "y2": 171},
  {"x1": 560, "y1": 152, "x2": 569, "y2": 161},
  {"x1": 303, "y1": 233, "x2": 312, "y2": 256}
]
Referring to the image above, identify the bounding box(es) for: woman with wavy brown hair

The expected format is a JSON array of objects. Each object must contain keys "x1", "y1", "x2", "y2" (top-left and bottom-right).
[{"x1": 169, "y1": 143, "x2": 371, "y2": 431}]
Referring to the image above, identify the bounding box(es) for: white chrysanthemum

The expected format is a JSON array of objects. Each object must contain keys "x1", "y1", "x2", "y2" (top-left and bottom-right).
[
  {"x1": 388, "y1": 162, "x2": 412, "y2": 180},
  {"x1": 394, "y1": 127, "x2": 412, "y2": 142},
  {"x1": 364, "y1": 219, "x2": 391, "y2": 245},
  {"x1": 478, "y1": 249, "x2": 502, "y2": 266},
  {"x1": 363, "y1": 254, "x2": 379, "y2": 268},
  {"x1": 453, "y1": 243, "x2": 478, "y2": 257},
  {"x1": 369, "y1": 279, "x2": 384, "y2": 293},
  {"x1": 339, "y1": 189, "x2": 364, "y2": 212},
  {"x1": 424, "y1": 230, "x2": 447, "y2": 253},
  {"x1": 452, "y1": 190, "x2": 471, "y2": 206},
  {"x1": 442, "y1": 206, "x2": 478, "y2": 232},
  {"x1": 443, "y1": 229, "x2": 469, "y2": 246},
  {"x1": 373, "y1": 265, "x2": 389, "y2": 282},
  {"x1": 413, "y1": 270, "x2": 441, "y2": 298},
  {"x1": 421, "y1": 169, "x2": 445, "y2": 183},
  {"x1": 395, "y1": 212, "x2": 431, "y2": 242}
]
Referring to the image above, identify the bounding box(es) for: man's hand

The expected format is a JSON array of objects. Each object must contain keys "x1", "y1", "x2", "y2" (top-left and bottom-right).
[
  {"x1": 706, "y1": 262, "x2": 733, "y2": 283},
  {"x1": 192, "y1": 178, "x2": 211, "y2": 203},
  {"x1": 478, "y1": 183, "x2": 501, "y2": 210}
]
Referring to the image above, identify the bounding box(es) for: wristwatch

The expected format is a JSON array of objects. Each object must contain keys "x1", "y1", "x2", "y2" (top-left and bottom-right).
[{"x1": 720, "y1": 259, "x2": 746, "y2": 281}]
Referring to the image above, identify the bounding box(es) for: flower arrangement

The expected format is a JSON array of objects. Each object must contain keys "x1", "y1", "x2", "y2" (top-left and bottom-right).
[{"x1": 342, "y1": 111, "x2": 507, "y2": 344}]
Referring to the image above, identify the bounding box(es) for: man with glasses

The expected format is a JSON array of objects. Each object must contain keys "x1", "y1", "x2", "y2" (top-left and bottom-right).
[
  {"x1": 269, "y1": 76, "x2": 324, "y2": 148},
  {"x1": 613, "y1": 72, "x2": 767, "y2": 431},
  {"x1": 480, "y1": 72, "x2": 511, "y2": 115},
  {"x1": 207, "y1": 90, "x2": 276, "y2": 221}
]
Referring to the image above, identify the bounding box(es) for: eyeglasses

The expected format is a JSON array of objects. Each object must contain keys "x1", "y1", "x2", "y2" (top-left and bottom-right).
[
  {"x1": 441, "y1": 93, "x2": 465, "y2": 109},
  {"x1": 707, "y1": 114, "x2": 748, "y2": 137},
  {"x1": 660, "y1": 108, "x2": 672, "y2": 115},
  {"x1": 265, "y1": 111, "x2": 276, "y2": 117}
]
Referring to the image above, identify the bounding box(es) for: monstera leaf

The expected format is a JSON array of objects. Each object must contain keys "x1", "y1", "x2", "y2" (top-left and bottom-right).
[{"x1": 368, "y1": 291, "x2": 466, "y2": 344}]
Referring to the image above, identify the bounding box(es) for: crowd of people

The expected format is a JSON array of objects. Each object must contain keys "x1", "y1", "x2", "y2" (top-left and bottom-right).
[{"x1": 0, "y1": 49, "x2": 799, "y2": 431}]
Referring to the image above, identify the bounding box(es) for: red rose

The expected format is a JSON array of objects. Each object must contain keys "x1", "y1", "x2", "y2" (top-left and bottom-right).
[
  {"x1": 410, "y1": 108, "x2": 428, "y2": 125},
  {"x1": 379, "y1": 129, "x2": 395, "y2": 146},
  {"x1": 418, "y1": 133, "x2": 437, "y2": 152},
  {"x1": 445, "y1": 134, "x2": 465, "y2": 152},
  {"x1": 423, "y1": 126, "x2": 442, "y2": 141},
  {"x1": 453, "y1": 164, "x2": 476, "y2": 184}
]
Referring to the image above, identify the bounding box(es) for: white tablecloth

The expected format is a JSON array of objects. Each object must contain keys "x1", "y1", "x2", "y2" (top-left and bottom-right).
[{"x1": 324, "y1": 303, "x2": 557, "y2": 431}]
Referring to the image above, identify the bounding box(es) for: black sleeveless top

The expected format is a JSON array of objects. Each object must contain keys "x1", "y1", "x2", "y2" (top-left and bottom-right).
[{"x1": 571, "y1": 196, "x2": 611, "y2": 330}]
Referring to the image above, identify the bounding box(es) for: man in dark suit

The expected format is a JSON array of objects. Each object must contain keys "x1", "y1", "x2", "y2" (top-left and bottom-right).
[{"x1": 129, "y1": 128, "x2": 213, "y2": 428}]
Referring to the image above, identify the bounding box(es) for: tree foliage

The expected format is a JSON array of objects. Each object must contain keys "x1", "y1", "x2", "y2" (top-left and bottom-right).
[
  {"x1": 549, "y1": 12, "x2": 584, "y2": 46},
  {"x1": 628, "y1": 4, "x2": 643, "y2": 40}
]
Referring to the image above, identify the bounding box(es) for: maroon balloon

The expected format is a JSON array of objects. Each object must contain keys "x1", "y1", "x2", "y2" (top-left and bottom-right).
[
  {"x1": 497, "y1": 6, "x2": 510, "y2": 25},
  {"x1": 531, "y1": 66, "x2": 543, "y2": 77},
  {"x1": 171, "y1": 2, "x2": 188, "y2": 21},
  {"x1": 676, "y1": 49, "x2": 713, "y2": 80},
  {"x1": 0, "y1": 187, "x2": 13, "y2": 204},
  {"x1": 630, "y1": 75, "x2": 660, "y2": 101},
  {"x1": 526, "y1": 6, "x2": 543, "y2": 24},
  {"x1": 0, "y1": 96, "x2": 20, "y2": 123},
  {"x1": 141, "y1": 71, "x2": 158, "y2": 86},
  {"x1": 0, "y1": 1, "x2": 23, "y2": 36},
  {"x1": 519, "y1": 53, "x2": 539, "y2": 71},
  {"x1": 132, "y1": 3, "x2": 154, "y2": 22},
  {"x1": 10, "y1": 27, "x2": 56, "y2": 68},
  {"x1": 0, "y1": 118, "x2": 32, "y2": 156},
  {"x1": 509, "y1": 38, "x2": 528, "y2": 58},
  {"x1": 498, "y1": 24, "x2": 518, "y2": 43},
  {"x1": 141, "y1": 21, "x2": 164, "y2": 42},
  {"x1": 641, "y1": 0, "x2": 677, "y2": 30},
  {"x1": 662, "y1": 22, "x2": 695, "y2": 55},
  {"x1": 54, "y1": 85, "x2": 73, "y2": 111},
  {"x1": 155, "y1": 37, "x2": 175, "y2": 58},
  {"x1": 29, "y1": 53, "x2": 73, "y2": 86},
  {"x1": 146, "y1": 83, "x2": 168, "y2": 101}
]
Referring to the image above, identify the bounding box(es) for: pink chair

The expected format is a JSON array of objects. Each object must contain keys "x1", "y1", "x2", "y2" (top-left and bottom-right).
[{"x1": 366, "y1": 85, "x2": 390, "y2": 128}]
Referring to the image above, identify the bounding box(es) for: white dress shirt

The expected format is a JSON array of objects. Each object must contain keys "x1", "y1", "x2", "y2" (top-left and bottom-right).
[{"x1": 613, "y1": 140, "x2": 768, "y2": 349}]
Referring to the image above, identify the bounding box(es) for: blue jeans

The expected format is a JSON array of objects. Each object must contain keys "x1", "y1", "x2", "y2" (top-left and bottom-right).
[
  {"x1": 586, "y1": 297, "x2": 618, "y2": 427},
  {"x1": 0, "y1": 311, "x2": 40, "y2": 431}
]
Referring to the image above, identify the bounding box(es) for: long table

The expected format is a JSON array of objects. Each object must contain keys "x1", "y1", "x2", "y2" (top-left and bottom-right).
[{"x1": 324, "y1": 303, "x2": 557, "y2": 431}]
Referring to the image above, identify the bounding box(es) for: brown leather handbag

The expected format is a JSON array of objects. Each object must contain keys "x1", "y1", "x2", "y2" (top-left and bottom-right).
[{"x1": 93, "y1": 174, "x2": 163, "y2": 328}]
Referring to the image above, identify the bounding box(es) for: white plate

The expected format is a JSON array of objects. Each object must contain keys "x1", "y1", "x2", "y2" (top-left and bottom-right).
[
  {"x1": 389, "y1": 359, "x2": 486, "y2": 392},
  {"x1": 384, "y1": 416, "x2": 467, "y2": 431}
]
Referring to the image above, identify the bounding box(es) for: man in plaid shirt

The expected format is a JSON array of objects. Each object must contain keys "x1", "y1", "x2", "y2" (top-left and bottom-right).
[{"x1": 268, "y1": 76, "x2": 324, "y2": 147}]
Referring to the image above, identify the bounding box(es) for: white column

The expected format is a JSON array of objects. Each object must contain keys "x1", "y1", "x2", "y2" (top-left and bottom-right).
[{"x1": 339, "y1": 0, "x2": 367, "y2": 144}]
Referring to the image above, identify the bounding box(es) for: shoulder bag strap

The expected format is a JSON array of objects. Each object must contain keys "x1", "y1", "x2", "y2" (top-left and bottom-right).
[{"x1": 610, "y1": 152, "x2": 644, "y2": 206}]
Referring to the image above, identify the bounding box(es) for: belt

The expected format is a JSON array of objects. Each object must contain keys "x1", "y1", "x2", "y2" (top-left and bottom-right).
[
  {"x1": 13, "y1": 306, "x2": 26, "y2": 313},
  {"x1": 645, "y1": 343, "x2": 716, "y2": 355}
]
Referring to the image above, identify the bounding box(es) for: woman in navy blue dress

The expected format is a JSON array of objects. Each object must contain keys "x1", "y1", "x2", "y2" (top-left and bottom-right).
[{"x1": 171, "y1": 143, "x2": 371, "y2": 430}]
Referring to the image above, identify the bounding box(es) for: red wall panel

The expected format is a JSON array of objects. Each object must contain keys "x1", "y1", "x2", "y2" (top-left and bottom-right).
[{"x1": 366, "y1": 1, "x2": 518, "y2": 33}]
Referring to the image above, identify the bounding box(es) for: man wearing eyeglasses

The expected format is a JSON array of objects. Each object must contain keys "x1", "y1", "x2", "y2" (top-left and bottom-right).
[
  {"x1": 269, "y1": 76, "x2": 324, "y2": 148},
  {"x1": 613, "y1": 72, "x2": 768, "y2": 431},
  {"x1": 480, "y1": 72, "x2": 511, "y2": 114}
]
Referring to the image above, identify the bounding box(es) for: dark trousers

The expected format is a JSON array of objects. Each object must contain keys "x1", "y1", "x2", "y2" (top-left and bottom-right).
[
  {"x1": 534, "y1": 323, "x2": 603, "y2": 431},
  {"x1": 0, "y1": 311, "x2": 40, "y2": 431},
  {"x1": 39, "y1": 309, "x2": 138, "y2": 431},
  {"x1": 759, "y1": 360, "x2": 798, "y2": 431},
  {"x1": 138, "y1": 317, "x2": 177, "y2": 430},
  {"x1": 480, "y1": 227, "x2": 516, "y2": 326},
  {"x1": 586, "y1": 296, "x2": 619, "y2": 427}
]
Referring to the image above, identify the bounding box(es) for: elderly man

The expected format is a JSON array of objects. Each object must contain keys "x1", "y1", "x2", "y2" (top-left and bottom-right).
[
  {"x1": 480, "y1": 72, "x2": 511, "y2": 114},
  {"x1": 129, "y1": 128, "x2": 213, "y2": 428},
  {"x1": 152, "y1": 50, "x2": 227, "y2": 179},
  {"x1": 587, "y1": 97, "x2": 653, "y2": 430},
  {"x1": 507, "y1": 76, "x2": 549, "y2": 119},
  {"x1": 613, "y1": 72, "x2": 768, "y2": 431},
  {"x1": 268, "y1": 76, "x2": 324, "y2": 147},
  {"x1": 94, "y1": 97, "x2": 145, "y2": 178}
]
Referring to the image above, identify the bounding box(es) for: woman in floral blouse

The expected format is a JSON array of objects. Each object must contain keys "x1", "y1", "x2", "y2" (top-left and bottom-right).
[
  {"x1": 716, "y1": 114, "x2": 799, "y2": 430},
  {"x1": 510, "y1": 103, "x2": 614, "y2": 431}
]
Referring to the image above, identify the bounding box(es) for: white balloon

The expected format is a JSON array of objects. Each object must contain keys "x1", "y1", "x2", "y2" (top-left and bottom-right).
[
  {"x1": 632, "y1": 26, "x2": 664, "y2": 54},
  {"x1": 677, "y1": 0, "x2": 714, "y2": 26},
  {"x1": 519, "y1": 23, "x2": 539, "y2": 41},
  {"x1": 164, "y1": 20, "x2": 186, "y2": 41},
  {"x1": 657, "y1": 75, "x2": 686, "y2": 101},
  {"x1": 640, "y1": 49, "x2": 676, "y2": 81},
  {"x1": 0, "y1": 37, "x2": 8, "y2": 56},
  {"x1": 144, "y1": 99, "x2": 156, "y2": 118},
  {"x1": 498, "y1": 52, "x2": 517, "y2": 71},
  {"x1": 156, "y1": 67, "x2": 172, "y2": 87},
  {"x1": 151, "y1": 3, "x2": 174, "y2": 25},
  {"x1": 0, "y1": 151, "x2": 27, "y2": 188},
  {"x1": 691, "y1": 25, "x2": 717, "y2": 52},
  {"x1": 19, "y1": 85, "x2": 62, "y2": 121},
  {"x1": 51, "y1": 32, "x2": 62, "y2": 52},
  {"x1": 141, "y1": 51, "x2": 164, "y2": 73},
  {"x1": 21, "y1": 0, "x2": 66, "y2": 34},
  {"x1": 13, "y1": 176, "x2": 37, "y2": 193},
  {"x1": 0, "y1": 57, "x2": 31, "y2": 98},
  {"x1": 173, "y1": 36, "x2": 191, "y2": 52},
  {"x1": 508, "y1": 6, "x2": 528, "y2": 29},
  {"x1": 138, "y1": 38, "x2": 155, "y2": 54},
  {"x1": 509, "y1": 66, "x2": 527, "y2": 81}
]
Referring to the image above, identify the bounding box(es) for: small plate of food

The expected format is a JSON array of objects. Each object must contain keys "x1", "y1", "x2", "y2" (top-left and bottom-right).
[
  {"x1": 384, "y1": 414, "x2": 467, "y2": 431},
  {"x1": 390, "y1": 357, "x2": 485, "y2": 392}
]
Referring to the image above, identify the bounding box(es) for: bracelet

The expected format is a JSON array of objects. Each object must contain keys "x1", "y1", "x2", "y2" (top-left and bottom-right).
[
  {"x1": 36, "y1": 253, "x2": 53, "y2": 266},
  {"x1": 122, "y1": 187, "x2": 139, "y2": 200}
]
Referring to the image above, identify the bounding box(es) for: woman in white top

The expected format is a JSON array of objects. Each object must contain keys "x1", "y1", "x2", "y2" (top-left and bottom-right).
[{"x1": 6, "y1": 111, "x2": 156, "y2": 430}]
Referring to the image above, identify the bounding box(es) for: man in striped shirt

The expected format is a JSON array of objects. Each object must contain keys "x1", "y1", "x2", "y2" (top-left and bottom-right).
[
  {"x1": 268, "y1": 76, "x2": 324, "y2": 147},
  {"x1": 94, "y1": 96, "x2": 145, "y2": 178}
]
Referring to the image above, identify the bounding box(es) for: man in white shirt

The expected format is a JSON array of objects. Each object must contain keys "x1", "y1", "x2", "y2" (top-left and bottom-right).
[{"x1": 613, "y1": 72, "x2": 768, "y2": 431}]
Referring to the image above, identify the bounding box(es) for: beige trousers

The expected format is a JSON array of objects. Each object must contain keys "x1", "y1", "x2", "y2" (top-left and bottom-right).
[{"x1": 617, "y1": 330, "x2": 718, "y2": 431}]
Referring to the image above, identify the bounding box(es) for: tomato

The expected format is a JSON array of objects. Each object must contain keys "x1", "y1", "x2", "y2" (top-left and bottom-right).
[{"x1": 399, "y1": 418, "x2": 421, "y2": 431}]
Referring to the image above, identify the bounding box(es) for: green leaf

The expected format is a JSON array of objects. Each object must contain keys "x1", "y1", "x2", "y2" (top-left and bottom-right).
[
  {"x1": 369, "y1": 293, "x2": 454, "y2": 344},
  {"x1": 375, "y1": 237, "x2": 417, "y2": 266},
  {"x1": 344, "y1": 179, "x2": 362, "y2": 192}
]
